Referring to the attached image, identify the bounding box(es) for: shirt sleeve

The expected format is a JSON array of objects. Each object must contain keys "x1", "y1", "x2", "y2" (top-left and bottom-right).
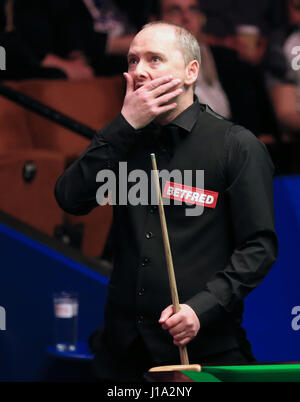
[
  {"x1": 54, "y1": 114, "x2": 139, "y2": 215},
  {"x1": 186, "y1": 125, "x2": 278, "y2": 327}
]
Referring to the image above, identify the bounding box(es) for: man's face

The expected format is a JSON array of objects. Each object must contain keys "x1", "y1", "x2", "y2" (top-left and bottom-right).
[
  {"x1": 160, "y1": 0, "x2": 203, "y2": 37},
  {"x1": 127, "y1": 25, "x2": 187, "y2": 91}
]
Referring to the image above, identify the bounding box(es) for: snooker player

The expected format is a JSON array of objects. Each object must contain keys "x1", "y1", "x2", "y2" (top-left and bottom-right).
[{"x1": 55, "y1": 21, "x2": 278, "y2": 382}]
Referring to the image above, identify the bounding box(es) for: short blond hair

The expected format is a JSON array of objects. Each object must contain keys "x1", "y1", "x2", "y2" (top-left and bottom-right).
[{"x1": 142, "y1": 21, "x2": 201, "y2": 67}]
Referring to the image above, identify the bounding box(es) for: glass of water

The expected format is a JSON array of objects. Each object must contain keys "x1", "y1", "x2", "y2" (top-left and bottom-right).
[{"x1": 53, "y1": 291, "x2": 78, "y2": 352}]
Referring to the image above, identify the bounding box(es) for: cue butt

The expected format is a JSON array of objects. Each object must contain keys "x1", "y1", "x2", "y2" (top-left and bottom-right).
[{"x1": 149, "y1": 364, "x2": 201, "y2": 372}]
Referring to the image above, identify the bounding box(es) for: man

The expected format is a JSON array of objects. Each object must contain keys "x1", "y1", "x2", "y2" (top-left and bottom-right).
[
  {"x1": 55, "y1": 22, "x2": 277, "y2": 381},
  {"x1": 150, "y1": 0, "x2": 231, "y2": 118}
]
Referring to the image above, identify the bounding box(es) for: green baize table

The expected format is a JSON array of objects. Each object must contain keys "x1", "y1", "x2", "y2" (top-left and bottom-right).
[{"x1": 145, "y1": 363, "x2": 300, "y2": 382}]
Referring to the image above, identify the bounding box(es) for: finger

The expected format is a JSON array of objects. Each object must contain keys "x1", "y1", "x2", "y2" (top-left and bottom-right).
[
  {"x1": 146, "y1": 75, "x2": 173, "y2": 91},
  {"x1": 156, "y1": 102, "x2": 177, "y2": 115},
  {"x1": 159, "y1": 305, "x2": 174, "y2": 324},
  {"x1": 123, "y1": 72, "x2": 134, "y2": 94},
  {"x1": 169, "y1": 322, "x2": 186, "y2": 337},
  {"x1": 163, "y1": 312, "x2": 182, "y2": 330},
  {"x1": 173, "y1": 330, "x2": 189, "y2": 342},
  {"x1": 156, "y1": 88, "x2": 183, "y2": 105},
  {"x1": 174, "y1": 336, "x2": 191, "y2": 347},
  {"x1": 152, "y1": 79, "x2": 182, "y2": 98}
]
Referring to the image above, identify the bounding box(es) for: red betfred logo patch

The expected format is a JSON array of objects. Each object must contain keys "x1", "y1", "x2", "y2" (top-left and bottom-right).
[{"x1": 163, "y1": 181, "x2": 218, "y2": 209}]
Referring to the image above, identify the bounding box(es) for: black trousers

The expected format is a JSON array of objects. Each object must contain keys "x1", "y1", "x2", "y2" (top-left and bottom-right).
[{"x1": 92, "y1": 336, "x2": 256, "y2": 382}]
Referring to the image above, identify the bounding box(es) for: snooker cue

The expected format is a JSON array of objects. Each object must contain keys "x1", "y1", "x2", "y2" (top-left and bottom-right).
[{"x1": 149, "y1": 153, "x2": 201, "y2": 372}]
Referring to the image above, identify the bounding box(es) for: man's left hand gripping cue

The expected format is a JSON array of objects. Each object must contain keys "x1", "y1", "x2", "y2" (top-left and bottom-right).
[{"x1": 159, "y1": 304, "x2": 200, "y2": 347}]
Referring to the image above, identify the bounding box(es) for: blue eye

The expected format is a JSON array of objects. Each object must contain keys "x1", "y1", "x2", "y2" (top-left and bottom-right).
[{"x1": 152, "y1": 56, "x2": 160, "y2": 62}]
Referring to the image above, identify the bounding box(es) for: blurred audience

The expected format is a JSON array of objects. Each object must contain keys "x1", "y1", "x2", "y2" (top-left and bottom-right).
[
  {"x1": 151, "y1": 0, "x2": 280, "y2": 138},
  {"x1": 201, "y1": 1, "x2": 281, "y2": 140},
  {"x1": 0, "y1": 0, "x2": 137, "y2": 81},
  {"x1": 0, "y1": 0, "x2": 65, "y2": 80},
  {"x1": 265, "y1": 0, "x2": 300, "y2": 139},
  {"x1": 0, "y1": 0, "x2": 296, "y2": 143},
  {"x1": 199, "y1": 0, "x2": 284, "y2": 66},
  {"x1": 150, "y1": 0, "x2": 231, "y2": 118}
]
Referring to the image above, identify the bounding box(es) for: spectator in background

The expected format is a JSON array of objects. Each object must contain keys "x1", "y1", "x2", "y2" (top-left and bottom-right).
[
  {"x1": 199, "y1": 0, "x2": 284, "y2": 66},
  {"x1": 197, "y1": 0, "x2": 282, "y2": 140},
  {"x1": 0, "y1": 0, "x2": 67, "y2": 80},
  {"x1": 150, "y1": 0, "x2": 280, "y2": 138},
  {"x1": 69, "y1": 0, "x2": 136, "y2": 75},
  {"x1": 0, "y1": 0, "x2": 138, "y2": 81},
  {"x1": 265, "y1": 0, "x2": 300, "y2": 138},
  {"x1": 150, "y1": 0, "x2": 231, "y2": 118}
]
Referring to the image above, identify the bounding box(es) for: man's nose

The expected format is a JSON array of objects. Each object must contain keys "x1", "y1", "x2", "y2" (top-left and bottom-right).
[{"x1": 134, "y1": 60, "x2": 148, "y2": 79}]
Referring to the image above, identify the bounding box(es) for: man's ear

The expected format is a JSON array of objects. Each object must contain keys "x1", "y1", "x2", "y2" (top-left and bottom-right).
[{"x1": 184, "y1": 60, "x2": 199, "y2": 86}]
